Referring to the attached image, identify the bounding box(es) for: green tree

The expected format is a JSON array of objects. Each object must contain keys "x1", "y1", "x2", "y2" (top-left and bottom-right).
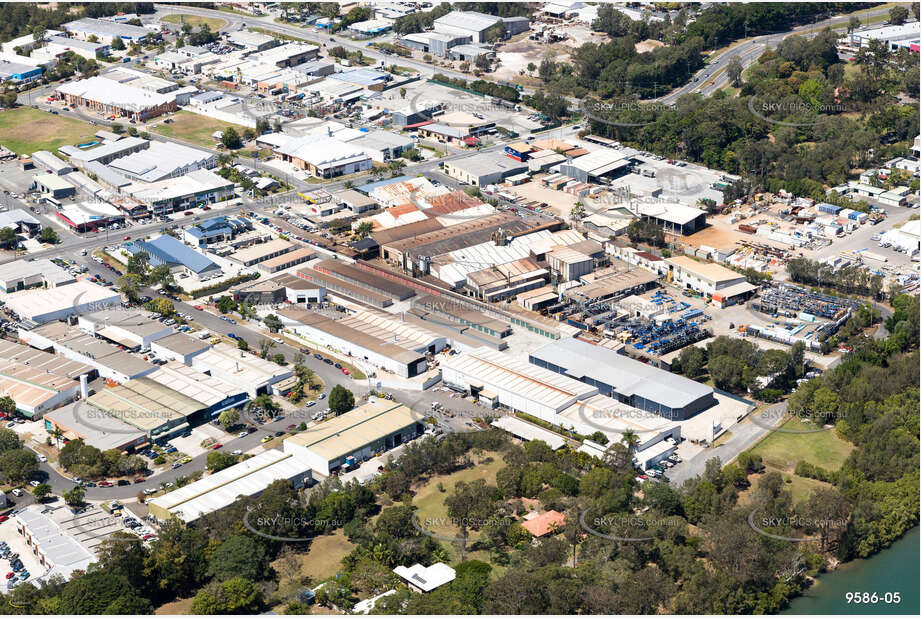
[
  {"x1": 218, "y1": 408, "x2": 240, "y2": 429},
  {"x1": 237, "y1": 338, "x2": 250, "y2": 351},
  {"x1": 0, "y1": 397, "x2": 17, "y2": 419},
  {"x1": 888, "y1": 5, "x2": 909, "y2": 25},
  {"x1": 445, "y1": 479, "x2": 499, "y2": 556},
  {"x1": 110, "y1": 36, "x2": 125, "y2": 51},
  {"x1": 258, "y1": 338, "x2": 276, "y2": 359},
  {"x1": 206, "y1": 450, "x2": 238, "y2": 473},
  {"x1": 328, "y1": 384, "x2": 355, "y2": 416},
  {"x1": 0, "y1": 227, "x2": 18, "y2": 248},
  {"x1": 58, "y1": 571, "x2": 151, "y2": 614},
  {"x1": 354, "y1": 221, "x2": 373, "y2": 239},
  {"x1": 126, "y1": 251, "x2": 150, "y2": 277},
  {"x1": 0, "y1": 448, "x2": 37, "y2": 483},
  {"x1": 264, "y1": 314, "x2": 282, "y2": 333},
  {"x1": 117, "y1": 273, "x2": 143, "y2": 302},
  {"x1": 32, "y1": 483, "x2": 52, "y2": 500},
  {"x1": 63, "y1": 484, "x2": 85, "y2": 507},
  {"x1": 207, "y1": 535, "x2": 270, "y2": 582},
  {"x1": 221, "y1": 127, "x2": 243, "y2": 149},
  {"x1": 39, "y1": 227, "x2": 59, "y2": 244},
  {"x1": 191, "y1": 576, "x2": 263, "y2": 614},
  {"x1": 216, "y1": 295, "x2": 237, "y2": 314},
  {"x1": 727, "y1": 55, "x2": 743, "y2": 87},
  {"x1": 148, "y1": 263, "x2": 176, "y2": 289}
]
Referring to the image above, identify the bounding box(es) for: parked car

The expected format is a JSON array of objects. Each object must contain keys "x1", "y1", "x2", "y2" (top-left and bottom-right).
[
  {"x1": 28, "y1": 480, "x2": 40, "y2": 487},
  {"x1": 232, "y1": 449, "x2": 243, "y2": 455},
  {"x1": 211, "y1": 443, "x2": 223, "y2": 450},
  {"x1": 261, "y1": 435, "x2": 273, "y2": 443}
]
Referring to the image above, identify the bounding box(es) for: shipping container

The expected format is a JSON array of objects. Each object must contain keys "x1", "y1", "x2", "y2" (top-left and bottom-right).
[
  {"x1": 738, "y1": 224, "x2": 757, "y2": 234},
  {"x1": 817, "y1": 202, "x2": 842, "y2": 215}
]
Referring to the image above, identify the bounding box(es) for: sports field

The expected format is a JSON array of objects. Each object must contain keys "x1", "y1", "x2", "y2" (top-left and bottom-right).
[{"x1": 0, "y1": 107, "x2": 98, "y2": 155}]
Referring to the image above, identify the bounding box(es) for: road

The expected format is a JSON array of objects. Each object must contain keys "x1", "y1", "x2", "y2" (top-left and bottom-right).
[{"x1": 667, "y1": 402, "x2": 788, "y2": 486}]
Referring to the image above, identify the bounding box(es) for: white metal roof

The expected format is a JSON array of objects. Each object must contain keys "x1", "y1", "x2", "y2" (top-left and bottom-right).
[
  {"x1": 393, "y1": 563, "x2": 456, "y2": 592},
  {"x1": 56, "y1": 76, "x2": 175, "y2": 112},
  {"x1": 491, "y1": 416, "x2": 565, "y2": 449}
]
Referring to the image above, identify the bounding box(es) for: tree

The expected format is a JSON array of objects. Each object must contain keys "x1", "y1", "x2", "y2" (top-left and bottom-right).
[
  {"x1": 216, "y1": 295, "x2": 237, "y2": 314},
  {"x1": 255, "y1": 117, "x2": 271, "y2": 135},
  {"x1": 236, "y1": 338, "x2": 249, "y2": 351},
  {"x1": 475, "y1": 53, "x2": 491, "y2": 71},
  {"x1": 206, "y1": 450, "x2": 238, "y2": 473},
  {"x1": 676, "y1": 346, "x2": 706, "y2": 378},
  {"x1": 148, "y1": 263, "x2": 175, "y2": 289},
  {"x1": 146, "y1": 297, "x2": 174, "y2": 316},
  {"x1": 888, "y1": 6, "x2": 909, "y2": 25},
  {"x1": 33, "y1": 483, "x2": 52, "y2": 500},
  {"x1": 258, "y1": 338, "x2": 276, "y2": 359},
  {"x1": 0, "y1": 448, "x2": 37, "y2": 483},
  {"x1": 847, "y1": 15, "x2": 861, "y2": 33},
  {"x1": 354, "y1": 221, "x2": 373, "y2": 239},
  {"x1": 191, "y1": 577, "x2": 262, "y2": 614},
  {"x1": 208, "y1": 535, "x2": 270, "y2": 582},
  {"x1": 242, "y1": 127, "x2": 256, "y2": 141},
  {"x1": 264, "y1": 314, "x2": 282, "y2": 333},
  {"x1": 218, "y1": 408, "x2": 240, "y2": 429},
  {"x1": 39, "y1": 227, "x2": 59, "y2": 244},
  {"x1": 126, "y1": 251, "x2": 150, "y2": 277},
  {"x1": 58, "y1": 571, "x2": 151, "y2": 614},
  {"x1": 63, "y1": 485, "x2": 85, "y2": 507},
  {"x1": 328, "y1": 384, "x2": 355, "y2": 416},
  {"x1": 445, "y1": 479, "x2": 499, "y2": 556},
  {"x1": 111, "y1": 36, "x2": 125, "y2": 51},
  {"x1": 117, "y1": 273, "x2": 143, "y2": 302},
  {"x1": 0, "y1": 397, "x2": 17, "y2": 419},
  {"x1": 221, "y1": 127, "x2": 243, "y2": 149},
  {"x1": 0, "y1": 227, "x2": 18, "y2": 248},
  {"x1": 727, "y1": 55, "x2": 743, "y2": 87}
]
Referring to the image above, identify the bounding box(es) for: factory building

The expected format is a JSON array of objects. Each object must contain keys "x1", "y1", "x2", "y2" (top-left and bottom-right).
[
  {"x1": 2, "y1": 280, "x2": 121, "y2": 325},
  {"x1": 443, "y1": 152, "x2": 528, "y2": 186},
  {"x1": 55, "y1": 76, "x2": 176, "y2": 121},
  {"x1": 192, "y1": 343, "x2": 295, "y2": 398},
  {"x1": 529, "y1": 337, "x2": 717, "y2": 421},
  {"x1": 0, "y1": 359, "x2": 79, "y2": 419},
  {"x1": 77, "y1": 309, "x2": 173, "y2": 352},
  {"x1": 0, "y1": 259, "x2": 74, "y2": 293},
  {"x1": 433, "y1": 11, "x2": 503, "y2": 43}
]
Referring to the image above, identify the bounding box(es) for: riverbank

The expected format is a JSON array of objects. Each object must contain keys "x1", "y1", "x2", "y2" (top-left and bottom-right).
[{"x1": 783, "y1": 526, "x2": 919, "y2": 615}]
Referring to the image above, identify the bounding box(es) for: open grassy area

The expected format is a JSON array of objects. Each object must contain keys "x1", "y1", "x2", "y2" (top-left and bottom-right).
[
  {"x1": 160, "y1": 13, "x2": 228, "y2": 31},
  {"x1": 739, "y1": 471, "x2": 834, "y2": 506},
  {"x1": 155, "y1": 597, "x2": 195, "y2": 615},
  {"x1": 749, "y1": 418, "x2": 854, "y2": 472},
  {"x1": 150, "y1": 110, "x2": 247, "y2": 149},
  {"x1": 0, "y1": 107, "x2": 98, "y2": 155},
  {"x1": 270, "y1": 529, "x2": 355, "y2": 582}
]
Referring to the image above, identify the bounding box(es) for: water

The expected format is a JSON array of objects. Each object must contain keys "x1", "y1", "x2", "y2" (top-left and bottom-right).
[{"x1": 783, "y1": 526, "x2": 919, "y2": 615}]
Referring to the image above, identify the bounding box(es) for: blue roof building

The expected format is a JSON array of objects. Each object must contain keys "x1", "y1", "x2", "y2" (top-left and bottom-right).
[
  {"x1": 182, "y1": 216, "x2": 252, "y2": 247},
  {"x1": 125, "y1": 235, "x2": 223, "y2": 279}
]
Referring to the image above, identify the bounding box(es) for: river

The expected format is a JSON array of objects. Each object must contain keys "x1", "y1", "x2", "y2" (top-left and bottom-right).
[{"x1": 783, "y1": 526, "x2": 919, "y2": 615}]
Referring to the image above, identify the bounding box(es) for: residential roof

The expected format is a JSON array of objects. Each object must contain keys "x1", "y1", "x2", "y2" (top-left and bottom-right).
[
  {"x1": 530, "y1": 337, "x2": 714, "y2": 410},
  {"x1": 521, "y1": 510, "x2": 566, "y2": 537},
  {"x1": 286, "y1": 399, "x2": 420, "y2": 462},
  {"x1": 393, "y1": 563, "x2": 456, "y2": 592}
]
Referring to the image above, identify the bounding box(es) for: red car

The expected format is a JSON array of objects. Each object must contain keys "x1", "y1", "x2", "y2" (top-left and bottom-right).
[
  {"x1": 211, "y1": 443, "x2": 223, "y2": 450},
  {"x1": 97, "y1": 480, "x2": 113, "y2": 487},
  {"x1": 193, "y1": 305, "x2": 204, "y2": 310},
  {"x1": 0, "y1": 515, "x2": 8, "y2": 523},
  {"x1": 286, "y1": 424, "x2": 296, "y2": 430},
  {"x1": 134, "y1": 477, "x2": 146, "y2": 484},
  {"x1": 142, "y1": 534, "x2": 155, "y2": 541},
  {"x1": 5, "y1": 572, "x2": 13, "y2": 580},
  {"x1": 123, "y1": 235, "x2": 130, "y2": 241},
  {"x1": 341, "y1": 368, "x2": 350, "y2": 375}
]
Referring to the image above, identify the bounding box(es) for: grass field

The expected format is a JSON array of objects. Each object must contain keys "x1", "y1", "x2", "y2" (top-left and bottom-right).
[
  {"x1": 272, "y1": 529, "x2": 355, "y2": 582},
  {"x1": 160, "y1": 13, "x2": 228, "y2": 31},
  {"x1": 150, "y1": 110, "x2": 247, "y2": 149},
  {"x1": 749, "y1": 418, "x2": 854, "y2": 472},
  {"x1": 411, "y1": 451, "x2": 506, "y2": 562},
  {"x1": 0, "y1": 107, "x2": 98, "y2": 155},
  {"x1": 155, "y1": 598, "x2": 194, "y2": 615},
  {"x1": 739, "y1": 471, "x2": 834, "y2": 506}
]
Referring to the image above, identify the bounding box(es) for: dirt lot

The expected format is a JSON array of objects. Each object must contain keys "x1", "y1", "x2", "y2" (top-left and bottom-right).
[
  {"x1": 681, "y1": 223, "x2": 753, "y2": 252},
  {"x1": 507, "y1": 179, "x2": 579, "y2": 218}
]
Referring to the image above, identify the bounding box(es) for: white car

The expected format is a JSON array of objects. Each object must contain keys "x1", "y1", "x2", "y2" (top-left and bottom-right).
[
  {"x1": 237, "y1": 431, "x2": 248, "y2": 438},
  {"x1": 232, "y1": 449, "x2": 243, "y2": 455},
  {"x1": 38, "y1": 455, "x2": 47, "y2": 463},
  {"x1": 272, "y1": 337, "x2": 283, "y2": 344},
  {"x1": 29, "y1": 480, "x2": 40, "y2": 487}
]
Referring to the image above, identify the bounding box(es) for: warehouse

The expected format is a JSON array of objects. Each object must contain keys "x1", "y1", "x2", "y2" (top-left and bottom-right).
[
  {"x1": 559, "y1": 393, "x2": 680, "y2": 452},
  {"x1": 440, "y1": 346, "x2": 598, "y2": 423},
  {"x1": 283, "y1": 399, "x2": 423, "y2": 475},
  {"x1": 848, "y1": 23, "x2": 920, "y2": 51},
  {"x1": 529, "y1": 337, "x2": 716, "y2": 421},
  {"x1": 559, "y1": 149, "x2": 632, "y2": 183},
  {"x1": 44, "y1": 401, "x2": 147, "y2": 452},
  {"x1": 83, "y1": 377, "x2": 201, "y2": 441},
  {"x1": 149, "y1": 333, "x2": 211, "y2": 364},
  {"x1": 32, "y1": 150, "x2": 72, "y2": 175},
  {"x1": 183, "y1": 215, "x2": 252, "y2": 247},
  {"x1": 0, "y1": 340, "x2": 92, "y2": 380},
  {"x1": 636, "y1": 202, "x2": 707, "y2": 236},
  {"x1": 0, "y1": 209, "x2": 41, "y2": 237},
  {"x1": 148, "y1": 449, "x2": 312, "y2": 524},
  {"x1": 275, "y1": 135, "x2": 372, "y2": 178},
  {"x1": 125, "y1": 235, "x2": 223, "y2": 280},
  {"x1": 256, "y1": 247, "x2": 316, "y2": 273},
  {"x1": 2, "y1": 280, "x2": 121, "y2": 325},
  {"x1": 546, "y1": 246, "x2": 594, "y2": 282},
  {"x1": 351, "y1": 130, "x2": 415, "y2": 163},
  {"x1": 443, "y1": 152, "x2": 528, "y2": 186},
  {"x1": 63, "y1": 17, "x2": 150, "y2": 42},
  {"x1": 433, "y1": 10, "x2": 503, "y2": 43},
  {"x1": 279, "y1": 307, "x2": 442, "y2": 378},
  {"x1": 77, "y1": 309, "x2": 173, "y2": 351},
  {"x1": 108, "y1": 141, "x2": 216, "y2": 182},
  {"x1": 56, "y1": 76, "x2": 176, "y2": 121},
  {"x1": 295, "y1": 268, "x2": 393, "y2": 308},
  {"x1": 0, "y1": 359, "x2": 79, "y2": 418},
  {"x1": 0, "y1": 259, "x2": 74, "y2": 293},
  {"x1": 233, "y1": 273, "x2": 325, "y2": 305},
  {"x1": 60, "y1": 136, "x2": 149, "y2": 166},
  {"x1": 226, "y1": 29, "x2": 277, "y2": 52},
  {"x1": 400, "y1": 32, "x2": 470, "y2": 57},
  {"x1": 248, "y1": 42, "x2": 319, "y2": 67},
  {"x1": 664, "y1": 255, "x2": 757, "y2": 301},
  {"x1": 14, "y1": 509, "x2": 95, "y2": 582},
  {"x1": 125, "y1": 168, "x2": 234, "y2": 213},
  {"x1": 313, "y1": 259, "x2": 415, "y2": 301},
  {"x1": 192, "y1": 343, "x2": 295, "y2": 398},
  {"x1": 0, "y1": 59, "x2": 42, "y2": 83},
  {"x1": 56, "y1": 201, "x2": 125, "y2": 233},
  {"x1": 20, "y1": 322, "x2": 155, "y2": 383},
  {"x1": 32, "y1": 172, "x2": 75, "y2": 198},
  {"x1": 44, "y1": 35, "x2": 110, "y2": 60},
  {"x1": 562, "y1": 266, "x2": 658, "y2": 304},
  {"x1": 146, "y1": 361, "x2": 248, "y2": 417},
  {"x1": 466, "y1": 258, "x2": 548, "y2": 301},
  {"x1": 229, "y1": 238, "x2": 294, "y2": 267}
]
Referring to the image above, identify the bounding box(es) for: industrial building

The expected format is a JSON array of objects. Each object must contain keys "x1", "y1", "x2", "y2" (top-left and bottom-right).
[
  {"x1": 233, "y1": 273, "x2": 326, "y2": 305},
  {"x1": 21, "y1": 322, "x2": 156, "y2": 383},
  {"x1": 32, "y1": 172, "x2": 75, "y2": 198},
  {"x1": 0, "y1": 340, "x2": 92, "y2": 380},
  {"x1": 55, "y1": 201, "x2": 125, "y2": 233},
  {"x1": 229, "y1": 238, "x2": 294, "y2": 267},
  {"x1": 44, "y1": 401, "x2": 147, "y2": 452},
  {"x1": 148, "y1": 449, "x2": 312, "y2": 524},
  {"x1": 84, "y1": 377, "x2": 203, "y2": 441},
  {"x1": 274, "y1": 135, "x2": 372, "y2": 178},
  {"x1": 559, "y1": 149, "x2": 632, "y2": 183},
  {"x1": 14, "y1": 508, "x2": 95, "y2": 582},
  {"x1": 443, "y1": 152, "x2": 528, "y2": 186},
  {"x1": 283, "y1": 399, "x2": 423, "y2": 475},
  {"x1": 77, "y1": 309, "x2": 173, "y2": 351},
  {"x1": 108, "y1": 141, "x2": 216, "y2": 182},
  {"x1": 295, "y1": 267, "x2": 393, "y2": 308},
  {"x1": 44, "y1": 35, "x2": 110, "y2": 60},
  {"x1": 146, "y1": 361, "x2": 248, "y2": 418},
  {"x1": 433, "y1": 10, "x2": 503, "y2": 43},
  {"x1": 149, "y1": 333, "x2": 211, "y2": 364},
  {"x1": 256, "y1": 247, "x2": 316, "y2": 273},
  {"x1": 60, "y1": 136, "x2": 149, "y2": 166},
  {"x1": 0, "y1": 209, "x2": 41, "y2": 237},
  {"x1": 125, "y1": 168, "x2": 234, "y2": 213},
  {"x1": 664, "y1": 255, "x2": 757, "y2": 302},
  {"x1": 0, "y1": 58, "x2": 42, "y2": 83},
  {"x1": 32, "y1": 150, "x2": 72, "y2": 175},
  {"x1": 635, "y1": 202, "x2": 708, "y2": 236},
  {"x1": 279, "y1": 307, "x2": 443, "y2": 378},
  {"x1": 0, "y1": 359, "x2": 79, "y2": 418},
  {"x1": 55, "y1": 76, "x2": 176, "y2": 121},
  {"x1": 247, "y1": 42, "x2": 319, "y2": 67},
  {"x1": 0, "y1": 259, "x2": 74, "y2": 293},
  {"x1": 441, "y1": 346, "x2": 598, "y2": 422},
  {"x1": 529, "y1": 337, "x2": 716, "y2": 421},
  {"x1": 192, "y1": 343, "x2": 295, "y2": 397},
  {"x1": 125, "y1": 234, "x2": 222, "y2": 280},
  {"x1": 182, "y1": 215, "x2": 252, "y2": 247},
  {"x1": 313, "y1": 259, "x2": 416, "y2": 301},
  {"x1": 63, "y1": 17, "x2": 151, "y2": 42},
  {"x1": 848, "y1": 23, "x2": 920, "y2": 52},
  {"x1": 226, "y1": 29, "x2": 278, "y2": 51},
  {"x1": 1, "y1": 280, "x2": 121, "y2": 325}
]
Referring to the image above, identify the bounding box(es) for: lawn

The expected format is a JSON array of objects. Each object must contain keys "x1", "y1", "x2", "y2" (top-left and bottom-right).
[
  {"x1": 749, "y1": 418, "x2": 854, "y2": 472},
  {"x1": 0, "y1": 107, "x2": 98, "y2": 155},
  {"x1": 150, "y1": 110, "x2": 247, "y2": 149},
  {"x1": 155, "y1": 597, "x2": 195, "y2": 615},
  {"x1": 160, "y1": 13, "x2": 228, "y2": 31},
  {"x1": 738, "y1": 471, "x2": 834, "y2": 507},
  {"x1": 270, "y1": 529, "x2": 355, "y2": 582},
  {"x1": 411, "y1": 451, "x2": 506, "y2": 561}
]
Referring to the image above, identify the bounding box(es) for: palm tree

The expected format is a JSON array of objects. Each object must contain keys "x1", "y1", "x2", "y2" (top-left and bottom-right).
[
  {"x1": 621, "y1": 429, "x2": 639, "y2": 454},
  {"x1": 258, "y1": 338, "x2": 276, "y2": 359}
]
